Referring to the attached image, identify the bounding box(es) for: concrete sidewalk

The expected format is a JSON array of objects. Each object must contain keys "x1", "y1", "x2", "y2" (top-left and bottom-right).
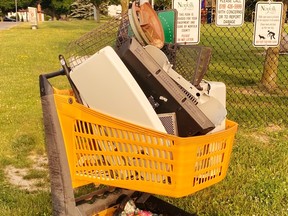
[{"x1": 0, "y1": 22, "x2": 20, "y2": 31}]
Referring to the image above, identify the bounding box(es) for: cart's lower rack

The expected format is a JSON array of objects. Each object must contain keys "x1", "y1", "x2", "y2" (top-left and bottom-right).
[{"x1": 52, "y1": 90, "x2": 237, "y2": 198}]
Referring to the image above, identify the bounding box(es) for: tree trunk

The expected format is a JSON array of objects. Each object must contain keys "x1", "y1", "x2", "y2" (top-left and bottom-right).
[
  {"x1": 261, "y1": 0, "x2": 288, "y2": 90},
  {"x1": 121, "y1": 0, "x2": 129, "y2": 14},
  {"x1": 280, "y1": 0, "x2": 288, "y2": 49},
  {"x1": 261, "y1": 47, "x2": 279, "y2": 90},
  {"x1": 94, "y1": 5, "x2": 100, "y2": 22}
]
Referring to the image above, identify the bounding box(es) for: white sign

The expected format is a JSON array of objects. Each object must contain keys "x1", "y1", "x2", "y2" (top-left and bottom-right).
[
  {"x1": 28, "y1": 7, "x2": 38, "y2": 27},
  {"x1": 216, "y1": 0, "x2": 245, "y2": 27},
  {"x1": 173, "y1": 0, "x2": 201, "y2": 45},
  {"x1": 253, "y1": 2, "x2": 283, "y2": 47}
]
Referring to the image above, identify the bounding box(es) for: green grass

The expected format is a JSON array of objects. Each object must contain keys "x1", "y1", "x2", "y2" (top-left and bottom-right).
[
  {"x1": 162, "y1": 125, "x2": 288, "y2": 215},
  {"x1": 198, "y1": 23, "x2": 288, "y2": 125},
  {"x1": 23, "y1": 169, "x2": 49, "y2": 180},
  {"x1": 0, "y1": 20, "x2": 99, "y2": 156},
  {"x1": 0, "y1": 20, "x2": 99, "y2": 215},
  {"x1": 173, "y1": 22, "x2": 287, "y2": 126},
  {"x1": 0, "y1": 20, "x2": 287, "y2": 215}
]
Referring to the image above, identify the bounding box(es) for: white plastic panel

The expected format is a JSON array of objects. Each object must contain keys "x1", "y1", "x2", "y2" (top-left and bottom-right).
[{"x1": 70, "y1": 46, "x2": 167, "y2": 133}]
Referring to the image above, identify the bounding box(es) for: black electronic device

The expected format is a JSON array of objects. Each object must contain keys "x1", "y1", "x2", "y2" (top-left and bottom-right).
[{"x1": 116, "y1": 37, "x2": 215, "y2": 136}]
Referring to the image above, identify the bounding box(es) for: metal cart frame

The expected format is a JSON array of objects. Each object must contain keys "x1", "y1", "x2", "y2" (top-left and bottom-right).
[{"x1": 40, "y1": 70, "x2": 196, "y2": 216}]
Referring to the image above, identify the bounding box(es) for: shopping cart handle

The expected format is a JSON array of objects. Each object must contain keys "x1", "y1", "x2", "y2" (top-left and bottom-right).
[
  {"x1": 39, "y1": 69, "x2": 65, "y2": 97},
  {"x1": 42, "y1": 69, "x2": 66, "y2": 79}
]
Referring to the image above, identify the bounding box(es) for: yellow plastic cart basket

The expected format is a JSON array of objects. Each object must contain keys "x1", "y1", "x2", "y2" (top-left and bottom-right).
[{"x1": 52, "y1": 88, "x2": 238, "y2": 198}]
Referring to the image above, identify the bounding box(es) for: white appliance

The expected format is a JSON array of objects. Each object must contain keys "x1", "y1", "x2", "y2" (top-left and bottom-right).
[
  {"x1": 199, "y1": 80, "x2": 227, "y2": 133},
  {"x1": 70, "y1": 46, "x2": 167, "y2": 133},
  {"x1": 144, "y1": 45, "x2": 227, "y2": 132}
]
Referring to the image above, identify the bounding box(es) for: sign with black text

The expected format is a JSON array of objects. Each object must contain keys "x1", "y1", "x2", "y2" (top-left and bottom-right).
[
  {"x1": 173, "y1": 0, "x2": 201, "y2": 44},
  {"x1": 253, "y1": 2, "x2": 283, "y2": 47}
]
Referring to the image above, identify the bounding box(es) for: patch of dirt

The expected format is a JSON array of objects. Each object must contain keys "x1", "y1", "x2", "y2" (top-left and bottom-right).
[
  {"x1": 250, "y1": 124, "x2": 283, "y2": 145},
  {"x1": 29, "y1": 154, "x2": 49, "y2": 170},
  {"x1": 265, "y1": 124, "x2": 282, "y2": 133},
  {"x1": 4, "y1": 154, "x2": 50, "y2": 192},
  {"x1": 251, "y1": 133, "x2": 270, "y2": 144},
  {"x1": 230, "y1": 86, "x2": 288, "y2": 97}
]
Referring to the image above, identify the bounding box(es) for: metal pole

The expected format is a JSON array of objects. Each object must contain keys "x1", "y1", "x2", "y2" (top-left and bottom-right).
[{"x1": 15, "y1": 0, "x2": 18, "y2": 22}]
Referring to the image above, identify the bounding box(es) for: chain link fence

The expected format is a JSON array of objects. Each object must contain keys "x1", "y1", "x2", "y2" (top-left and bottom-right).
[
  {"x1": 66, "y1": 2, "x2": 288, "y2": 128},
  {"x1": 191, "y1": 1, "x2": 288, "y2": 127}
]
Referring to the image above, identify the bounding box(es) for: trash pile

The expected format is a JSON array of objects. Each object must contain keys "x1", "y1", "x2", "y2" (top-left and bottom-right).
[
  {"x1": 115, "y1": 199, "x2": 160, "y2": 216},
  {"x1": 65, "y1": 1, "x2": 227, "y2": 137}
]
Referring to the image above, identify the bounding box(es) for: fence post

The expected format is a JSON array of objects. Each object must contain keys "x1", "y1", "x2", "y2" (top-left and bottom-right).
[{"x1": 261, "y1": 0, "x2": 287, "y2": 90}]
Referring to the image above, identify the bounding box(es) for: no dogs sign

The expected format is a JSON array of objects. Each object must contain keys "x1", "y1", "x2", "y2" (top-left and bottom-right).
[{"x1": 253, "y1": 2, "x2": 283, "y2": 47}]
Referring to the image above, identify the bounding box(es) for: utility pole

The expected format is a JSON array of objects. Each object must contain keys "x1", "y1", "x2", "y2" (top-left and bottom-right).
[{"x1": 15, "y1": 0, "x2": 18, "y2": 22}]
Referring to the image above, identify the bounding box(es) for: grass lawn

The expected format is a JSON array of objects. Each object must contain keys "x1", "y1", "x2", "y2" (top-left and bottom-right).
[{"x1": 0, "y1": 20, "x2": 287, "y2": 215}]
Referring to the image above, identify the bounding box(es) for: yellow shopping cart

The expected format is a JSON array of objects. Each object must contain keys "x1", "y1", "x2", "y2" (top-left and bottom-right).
[
  {"x1": 39, "y1": 70, "x2": 237, "y2": 215},
  {"x1": 40, "y1": 8, "x2": 237, "y2": 215}
]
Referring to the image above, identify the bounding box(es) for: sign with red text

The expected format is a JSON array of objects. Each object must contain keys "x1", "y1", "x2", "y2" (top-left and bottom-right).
[
  {"x1": 253, "y1": 2, "x2": 283, "y2": 47},
  {"x1": 216, "y1": 0, "x2": 245, "y2": 27},
  {"x1": 173, "y1": 0, "x2": 201, "y2": 44}
]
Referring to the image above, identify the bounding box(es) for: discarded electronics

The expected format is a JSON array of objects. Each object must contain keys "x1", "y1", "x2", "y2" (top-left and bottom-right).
[
  {"x1": 70, "y1": 46, "x2": 167, "y2": 133},
  {"x1": 116, "y1": 37, "x2": 227, "y2": 136},
  {"x1": 69, "y1": 42, "x2": 227, "y2": 136},
  {"x1": 64, "y1": 2, "x2": 227, "y2": 137},
  {"x1": 144, "y1": 44, "x2": 227, "y2": 133},
  {"x1": 119, "y1": 37, "x2": 212, "y2": 136}
]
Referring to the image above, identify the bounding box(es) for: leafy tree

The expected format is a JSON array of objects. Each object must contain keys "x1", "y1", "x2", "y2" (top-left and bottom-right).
[
  {"x1": 89, "y1": 0, "x2": 120, "y2": 22},
  {"x1": 19, "y1": 0, "x2": 37, "y2": 9},
  {"x1": 244, "y1": 0, "x2": 257, "y2": 22},
  {"x1": 89, "y1": 0, "x2": 104, "y2": 22},
  {"x1": 0, "y1": 0, "x2": 37, "y2": 15},
  {"x1": 41, "y1": 0, "x2": 74, "y2": 20},
  {"x1": 0, "y1": 0, "x2": 17, "y2": 15},
  {"x1": 70, "y1": 0, "x2": 93, "y2": 19},
  {"x1": 154, "y1": 0, "x2": 171, "y2": 10}
]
